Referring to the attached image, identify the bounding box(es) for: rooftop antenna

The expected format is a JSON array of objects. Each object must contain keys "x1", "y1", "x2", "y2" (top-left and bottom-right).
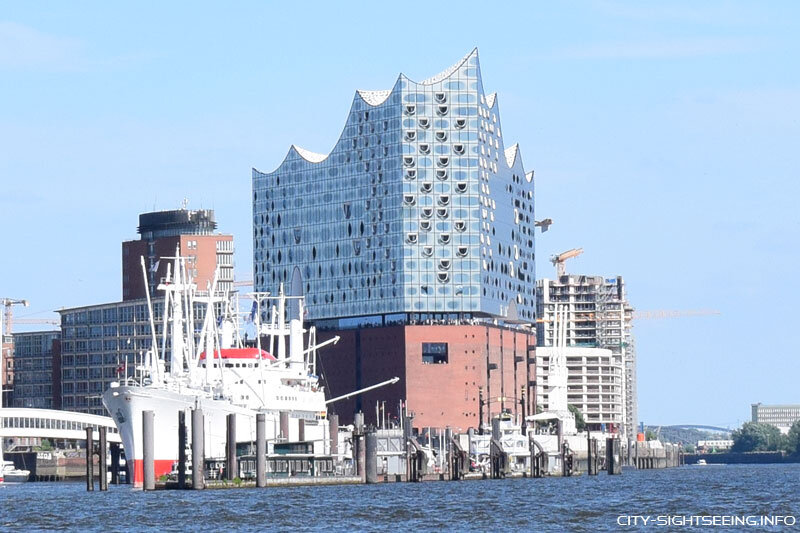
[{"x1": 181, "y1": 198, "x2": 189, "y2": 210}]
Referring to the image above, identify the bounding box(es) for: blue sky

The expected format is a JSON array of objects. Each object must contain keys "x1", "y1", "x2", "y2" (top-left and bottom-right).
[{"x1": 1, "y1": 1, "x2": 798, "y2": 427}]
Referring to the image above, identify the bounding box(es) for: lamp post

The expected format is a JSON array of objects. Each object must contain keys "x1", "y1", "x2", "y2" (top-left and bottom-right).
[{"x1": 0, "y1": 298, "x2": 29, "y2": 409}]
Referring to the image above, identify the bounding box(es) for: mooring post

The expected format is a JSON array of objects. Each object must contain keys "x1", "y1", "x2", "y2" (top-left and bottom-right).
[
  {"x1": 445, "y1": 428, "x2": 453, "y2": 480},
  {"x1": 279, "y1": 411, "x2": 289, "y2": 441},
  {"x1": 99, "y1": 426, "x2": 108, "y2": 491},
  {"x1": 256, "y1": 412, "x2": 266, "y2": 488},
  {"x1": 329, "y1": 414, "x2": 339, "y2": 459},
  {"x1": 110, "y1": 442, "x2": 120, "y2": 485},
  {"x1": 142, "y1": 410, "x2": 155, "y2": 491},
  {"x1": 177, "y1": 410, "x2": 187, "y2": 489},
  {"x1": 85, "y1": 426, "x2": 94, "y2": 492},
  {"x1": 191, "y1": 408, "x2": 205, "y2": 490},
  {"x1": 365, "y1": 428, "x2": 378, "y2": 484},
  {"x1": 226, "y1": 413, "x2": 236, "y2": 480}
]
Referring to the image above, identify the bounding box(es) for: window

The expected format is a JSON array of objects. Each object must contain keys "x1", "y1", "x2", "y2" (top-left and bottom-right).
[{"x1": 422, "y1": 342, "x2": 448, "y2": 364}]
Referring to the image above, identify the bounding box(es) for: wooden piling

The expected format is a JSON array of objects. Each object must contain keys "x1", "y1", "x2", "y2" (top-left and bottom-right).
[
  {"x1": 329, "y1": 414, "x2": 339, "y2": 458},
  {"x1": 85, "y1": 426, "x2": 94, "y2": 492},
  {"x1": 191, "y1": 408, "x2": 205, "y2": 490},
  {"x1": 178, "y1": 410, "x2": 187, "y2": 489},
  {"x1": 279, "y1": 411, "x2": 289, "y2": 441},
  {"x1": 110, "y1": 442, "x2": 121, "y2": 485},
  {"x1": 365, "y1": 429, "x2": 378, "y2": 484},
  {"x1": 142, "y1": 410, "x2": 155, "y2": 491},
  {"x1": 99, "y1": 426, "x2": 108, "y2": 491},
  {"x1": 256, "y1": 413, "x2": 266, "y2": 488},
  {"x1": 226, "y1": 413, "x2": 236, "y2": 480}
]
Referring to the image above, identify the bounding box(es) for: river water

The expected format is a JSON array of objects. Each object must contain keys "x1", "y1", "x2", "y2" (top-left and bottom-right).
[{"x1": 2, "y1": 464, "x2": 798, "y2": 531}]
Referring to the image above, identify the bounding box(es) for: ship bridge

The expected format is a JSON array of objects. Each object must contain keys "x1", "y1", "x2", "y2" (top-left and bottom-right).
[{"x1": 0, "y1": 408, "x2": 121, "y2": 444}]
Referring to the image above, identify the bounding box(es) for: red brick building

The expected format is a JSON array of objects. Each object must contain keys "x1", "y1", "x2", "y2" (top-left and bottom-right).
[
  {"x1": 121, "y1": 209, "x2": 234, "y2": 299},
  {"x1": 317, "y1": 323, "x2": 536, "y2": 433}
]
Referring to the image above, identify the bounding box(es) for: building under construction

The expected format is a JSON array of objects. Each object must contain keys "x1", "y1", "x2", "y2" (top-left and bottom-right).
[{"x1": 536, "y1": 273, "x2": 637, "y2": 441}]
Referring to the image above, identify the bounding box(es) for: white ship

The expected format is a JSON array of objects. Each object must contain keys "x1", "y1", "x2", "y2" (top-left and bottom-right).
[{"x1": 102, "y1": 255, "x2": 338, "y2": 486}]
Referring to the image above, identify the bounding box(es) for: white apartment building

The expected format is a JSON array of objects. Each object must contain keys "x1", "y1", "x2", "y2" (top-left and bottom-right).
[{"x1": 536, "y1": 346, "x2": 624, "y2": 430}]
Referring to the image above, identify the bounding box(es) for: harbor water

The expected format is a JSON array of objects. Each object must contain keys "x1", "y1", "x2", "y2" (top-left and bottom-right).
[{"x1": 2, "y1": 464, "x2": 799, "y2": 531}]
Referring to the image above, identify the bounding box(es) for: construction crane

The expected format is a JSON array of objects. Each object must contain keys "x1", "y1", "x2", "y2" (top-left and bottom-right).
[
  {"x1": 550, "y1": 248, "x2": 583, "y2": 278},
  {"x1": 12, "y1": 319, "x2": 60, "y2": 330},
  {"x1": 2, "y1": 298, "x2": 29, "y2": 337}
]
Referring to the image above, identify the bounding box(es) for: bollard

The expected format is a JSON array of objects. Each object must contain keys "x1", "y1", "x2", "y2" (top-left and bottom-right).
[
  {"x1": 142, "y1": 410, "x2": 155, "y2": 491},
  {"x1": 178, "y1": 411, "x2": 187, "y2": 489},
  {"x1": 256, "y1": 413, "x2": 266, "y2": 488},
  {"x1": 365, "y1": 429, "x2": 378, "y2": 484},
  {"x1": 226, "y1": 413, "x2": 236, "y2": 480},
  {"x1": 445, "y1": 428, "x2": 453, "y2": 480},
  {"x1": 191, "y1": 408, "x2": 205, "y2": 490},
  {"x1": 329, "y1": 414, "x2": 339, "y2": 458},
  {"x1": 85, "y1": 426, "x2": 94, "y2": 492},
  {"x1": 99, "y1": 426, "x2": 108, "y2": 491},
  {"x1": 110, "y1": 442, "x2": 121, "y2": 485},
  {"x1": 279, "y1": 411, "x2": 289, "y2": 441}
]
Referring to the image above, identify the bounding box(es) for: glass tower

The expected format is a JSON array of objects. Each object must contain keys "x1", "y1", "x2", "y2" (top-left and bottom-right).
[{"x1": 253, "y1": 49, "x2": 535, "y2": 324}]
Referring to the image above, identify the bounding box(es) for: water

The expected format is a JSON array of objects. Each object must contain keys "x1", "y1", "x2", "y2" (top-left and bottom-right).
[{"x1": 2, "y1": 464, "x2": 799, "y2": 532}]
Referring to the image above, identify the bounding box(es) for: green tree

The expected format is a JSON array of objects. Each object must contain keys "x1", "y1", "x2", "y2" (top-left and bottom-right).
[
  {"x1": 731, "y1": 422, "x2": 782, "y2": 452},
  {"x1": 786, "y1": 420, "x2": 800, "y2": 455},
  {"x1": 645, "y1": 430, "x2": 657, "y2": 441},
  {"x1": 568, "y1": 404, "x2": 585, "y2": 432}
]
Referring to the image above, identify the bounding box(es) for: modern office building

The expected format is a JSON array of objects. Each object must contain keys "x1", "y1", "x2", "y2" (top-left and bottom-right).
[
  {"x1": 751, "y1": 403, "x2": 800, "y2": 434},
  {"x1": 536, "y1": 275, "x2": 637, "y2": 439},
  {"x1": 253, "y1": 49, "x2": 537, "y2": 428},
  {"x1": 122, "y1": 208, "x2": 234, "y2": 300},
  {"x1": 10, "y1": 331, "x2": 60, "y2": 409}
]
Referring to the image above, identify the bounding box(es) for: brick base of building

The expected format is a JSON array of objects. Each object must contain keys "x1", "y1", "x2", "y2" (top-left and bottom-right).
[{"x1": 317, "y1": 323, "x2": 536, "y2": 433}]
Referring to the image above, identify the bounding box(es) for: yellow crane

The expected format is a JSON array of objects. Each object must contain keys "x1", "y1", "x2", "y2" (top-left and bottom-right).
[{"x1": 550, "y1": 248, "x2": 583, "y2": 278}]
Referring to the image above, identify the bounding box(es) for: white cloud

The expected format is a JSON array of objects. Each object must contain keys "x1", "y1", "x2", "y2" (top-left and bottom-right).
[{"x1": 0, "y1": 21, "x2": 85, "y2": 70}]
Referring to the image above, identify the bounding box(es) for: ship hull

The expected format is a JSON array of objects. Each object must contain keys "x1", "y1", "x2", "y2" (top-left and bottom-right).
[{"x1": 103, "y1": 384, "x2": 327, "y2": 487}]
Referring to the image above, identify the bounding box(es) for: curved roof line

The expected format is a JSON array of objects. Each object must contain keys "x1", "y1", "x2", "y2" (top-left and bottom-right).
[
  {"x1": 504, "y1": 143, "x2": 520, "y2": 168},
  {"x1": 356, "y1": 88, "x2": 393, "y2": 106},
  {"x1": 292, "y1": 144, "x2": 329, "y2": 163},
  {"x1": 403, "y1": 47, "x2": 478, "y2": 86}
]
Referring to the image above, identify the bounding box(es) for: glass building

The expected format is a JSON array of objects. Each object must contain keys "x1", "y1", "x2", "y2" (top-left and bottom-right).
[{"x1": 253, "y1": 49, "x2": 536, "y2": 326}]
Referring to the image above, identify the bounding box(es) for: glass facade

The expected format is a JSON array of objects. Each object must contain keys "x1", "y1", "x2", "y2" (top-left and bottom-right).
[
  {"x1": 11, "y1": 331, "x2": 59, "y2": 409},
  {"x1": 253, "y1": 49, "x2": 535, "y2": 323}
]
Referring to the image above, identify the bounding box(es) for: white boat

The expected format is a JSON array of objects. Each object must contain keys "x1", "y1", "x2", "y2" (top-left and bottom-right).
[
  {"x1": 0, "y1": 460, "x2": 30, "y2": 483},
  {"x1": 102, "y1": 254, "x2": 338, "y2": 487},
  {"x1": 696, "y1": 458, "x2": 707, "y2": 466}
]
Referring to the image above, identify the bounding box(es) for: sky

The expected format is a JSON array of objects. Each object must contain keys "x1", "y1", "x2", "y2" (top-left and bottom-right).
[{"x1": 1, "y1": 1, "x2": 798, "y2": 428}]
